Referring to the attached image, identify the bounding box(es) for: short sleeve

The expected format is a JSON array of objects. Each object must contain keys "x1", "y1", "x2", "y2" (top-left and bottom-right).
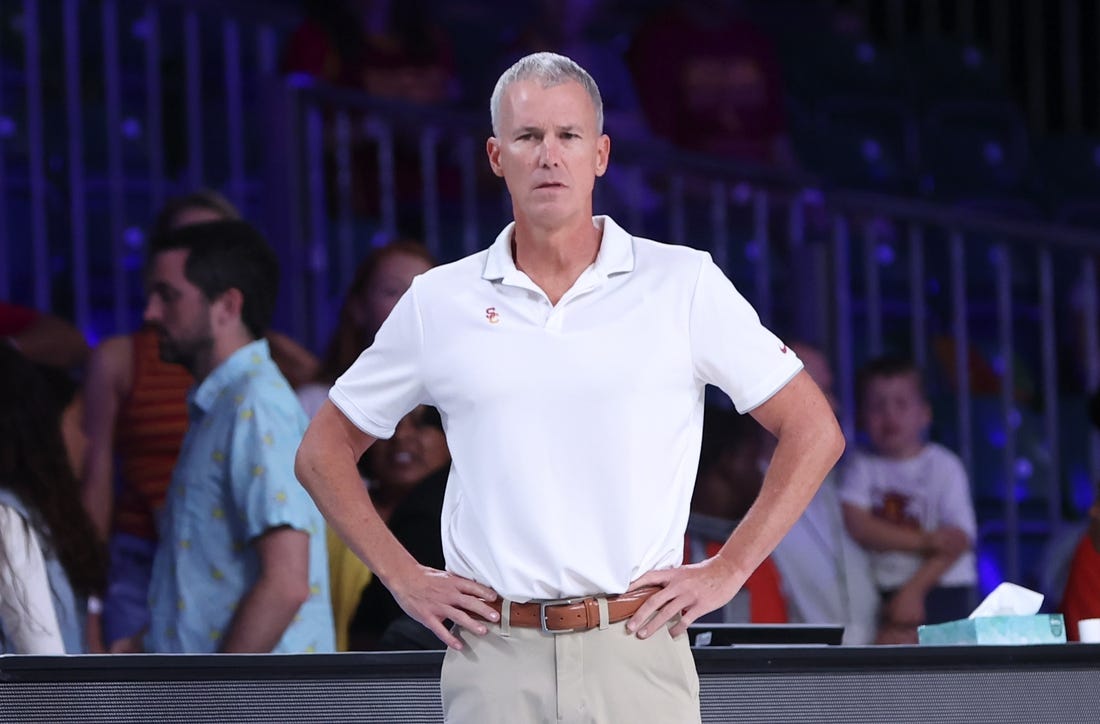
[
  {"x1": 228, "y1": 392, "x2": 316, "y2": 542},
  {"x1": 837, "y1": 453, "x2": 875, "y2": 510},
  {"x1": 689, "y1": 255, "x2": 802, "y2": 412},
  {"x1": 329, "y1": 280, "x2": 429, "y2": 439}
]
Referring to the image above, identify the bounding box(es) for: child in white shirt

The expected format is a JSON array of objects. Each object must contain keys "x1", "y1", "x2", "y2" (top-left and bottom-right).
[{"x1": 839, "y1": 356, "x2": 977, "y2": 644}]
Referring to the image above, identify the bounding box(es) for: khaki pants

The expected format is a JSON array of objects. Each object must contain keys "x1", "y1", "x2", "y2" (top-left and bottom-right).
[{"x1": 441, "y1": 616, "x2": 700, "y2": 724}]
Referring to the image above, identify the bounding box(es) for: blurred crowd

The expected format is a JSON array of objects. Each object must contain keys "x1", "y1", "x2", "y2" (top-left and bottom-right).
[
  {"x1": 3, "y1": 187, "x2": 1096, "y2": 654},
  {"x1": 2, "y1": 0, "x2": 1097, "y2": 657}
]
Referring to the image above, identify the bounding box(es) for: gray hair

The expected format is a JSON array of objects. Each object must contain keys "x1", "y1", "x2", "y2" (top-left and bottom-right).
[{"x1": 490, "y1": 52, "x2": 604, "y2": 137}]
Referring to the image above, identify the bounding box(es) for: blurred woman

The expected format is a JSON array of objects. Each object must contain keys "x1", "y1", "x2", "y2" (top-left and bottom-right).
[
  {"x1": 0, "y1": 346, "x2": 106, "y2": 653},
  {"x1": 298, "y1": 239, "x2": 434, "y2": 417}
]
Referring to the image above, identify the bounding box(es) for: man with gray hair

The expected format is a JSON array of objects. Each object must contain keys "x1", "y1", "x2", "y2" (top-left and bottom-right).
[{"x1": 297, "y1": 52, "x2": 843, "y2": 722}]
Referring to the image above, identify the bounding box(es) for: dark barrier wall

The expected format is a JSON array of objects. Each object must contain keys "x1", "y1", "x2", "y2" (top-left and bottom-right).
[{"x1": 2, "y1": 646, "x2": 1099, "y2": 723}]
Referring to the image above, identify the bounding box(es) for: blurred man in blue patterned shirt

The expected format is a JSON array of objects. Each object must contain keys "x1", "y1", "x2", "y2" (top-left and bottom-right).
[{"x1": 135, "y1": 220, "x2": 333, "y2": 653}]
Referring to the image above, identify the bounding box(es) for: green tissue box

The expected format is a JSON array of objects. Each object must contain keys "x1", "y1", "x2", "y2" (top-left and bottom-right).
[{"x1": 918, "y1": 614, "x2": 1066, "y2": 645}]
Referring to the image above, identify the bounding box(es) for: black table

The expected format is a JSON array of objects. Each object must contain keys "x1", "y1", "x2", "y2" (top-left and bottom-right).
[{"x1": 2, "y1": 644, "x2": 1098, "y2": 723}]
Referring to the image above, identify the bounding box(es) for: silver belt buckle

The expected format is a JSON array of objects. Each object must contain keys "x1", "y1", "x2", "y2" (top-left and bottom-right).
[{"x1": 539, "y1": 597, "x2": 586, "y2": 634}]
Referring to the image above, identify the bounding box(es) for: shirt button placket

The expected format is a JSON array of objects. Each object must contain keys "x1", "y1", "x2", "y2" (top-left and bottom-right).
[
  {"x1": 545, "y1": 306, "x2": 564, "y2": 332},
  {"x1": 539, "y1": 297, "x2": 553, "y2": 328}
]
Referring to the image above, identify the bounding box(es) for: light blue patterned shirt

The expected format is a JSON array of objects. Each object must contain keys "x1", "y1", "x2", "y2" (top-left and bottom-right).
[{"x1": 146, "y1": 340, "x2": 334, "y2": 653}]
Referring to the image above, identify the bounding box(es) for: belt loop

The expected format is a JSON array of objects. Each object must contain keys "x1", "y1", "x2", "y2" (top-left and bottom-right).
[
  {"x1": 597, "y1": 596, "x2": 610, "y2": 630},
  {"x1": 499, "y1": 598, "x2": 512, "y2": 637}
]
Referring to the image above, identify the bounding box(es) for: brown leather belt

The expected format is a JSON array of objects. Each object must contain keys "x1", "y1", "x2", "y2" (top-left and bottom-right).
[{"x1": 481, "y1": 586, "x2": 661, "y2": 633}]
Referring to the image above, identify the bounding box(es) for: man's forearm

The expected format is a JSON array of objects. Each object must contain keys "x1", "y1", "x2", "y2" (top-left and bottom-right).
[
  {"x1": 296, "y1": 405, "x2": 420, "y2": 589},
  {"x1": 219, "y1": 576, "x2": 308, "y2": 653},
  {"x1": 301, "y1": 457, "x2": 420, "y2": 590},
  {"x1": 720, "y1": 439, "x2": 839, "y2": 578},
  {"x1": 721, "y1": 377, "x2": 845, "y2": 581}
]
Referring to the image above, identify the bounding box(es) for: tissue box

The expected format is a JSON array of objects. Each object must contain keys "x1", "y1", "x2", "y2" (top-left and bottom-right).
[{"x1": 918, "y1": 614, "x2": 1066, "y2": 645}]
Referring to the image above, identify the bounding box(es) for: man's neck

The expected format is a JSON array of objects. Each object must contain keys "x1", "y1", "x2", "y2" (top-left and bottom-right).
[
  {"x1": 191, "y1": 333, "x2": 256, "y2": 383},
  {"x1": 512, "y1": 215, "x2": 601, "y2": 305}
]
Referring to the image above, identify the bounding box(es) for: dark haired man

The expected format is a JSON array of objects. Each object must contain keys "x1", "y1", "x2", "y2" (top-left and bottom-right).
[{"x1": 138, "y1": 220, "x2": 334, "y2": 653}]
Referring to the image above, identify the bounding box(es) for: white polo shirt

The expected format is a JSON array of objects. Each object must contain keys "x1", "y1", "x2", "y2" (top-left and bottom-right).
[{"x1": 330, "y1": 216, "x2": 801, "y2": 601}]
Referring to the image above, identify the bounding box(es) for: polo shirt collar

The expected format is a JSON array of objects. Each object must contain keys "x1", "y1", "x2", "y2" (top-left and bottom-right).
[
  {"x1": 189, "y1": 338, "x2": 271, "y2": 413},
  {"x1": 481, "y1": 215, "x2": 635, "y2": 285}
]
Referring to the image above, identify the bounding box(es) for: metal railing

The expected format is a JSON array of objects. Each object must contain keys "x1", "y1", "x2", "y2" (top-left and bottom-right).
[
  {"x1": 852, "y1": 0, "x2": 1100, "y2": 136},
  {"x1": 0, "y1": 0, "x2": 297, "y2": 335}
]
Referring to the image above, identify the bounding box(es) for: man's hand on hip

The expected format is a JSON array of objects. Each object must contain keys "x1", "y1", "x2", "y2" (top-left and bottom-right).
[
  {"x1": 625, "y1": 557, "x2": 745, "y2": 639},
  {"x1": 389, "y1": 565, "x2": 499, "y2": 650}
]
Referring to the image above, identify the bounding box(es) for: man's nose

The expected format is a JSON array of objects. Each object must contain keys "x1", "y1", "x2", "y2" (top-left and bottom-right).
[
  {"x1": 143, "y1": 296, "x2": 161, "y2": 323},
  {"x1": 539, "y1": 137, "x2": 562, "y2": 166}
]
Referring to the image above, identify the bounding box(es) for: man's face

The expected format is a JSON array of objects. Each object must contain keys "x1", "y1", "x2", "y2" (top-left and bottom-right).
[
  {"x1": 487, "y1": 79, "x2": 609, "y2": 228},
  {"x1": 143, "y1": 249, "x2": 215, "y2": 371},
  {"x1": 861, "y1": 373, "x2": 931, "y2": 459}
]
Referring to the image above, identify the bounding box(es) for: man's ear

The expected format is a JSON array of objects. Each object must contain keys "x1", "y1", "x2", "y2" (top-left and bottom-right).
[
  {"x1": 487, "y1": 137, "x2": 504, "y2": 177},
  {"x1": 595, "y1": 134, "x2": 610, "y2": 177},
  {"x1": 213, "y1": 287, "x2": 244, "y2": 329}
]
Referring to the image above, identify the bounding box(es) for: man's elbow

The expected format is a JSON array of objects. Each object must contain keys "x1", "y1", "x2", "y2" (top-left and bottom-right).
[
  {"x1": 270, "y1": 574, "x2": 312, "y2": 611},
  {"x1": 821, "y1": 413, "x2": 846, "y2": 466},
  {"x1": 294, "y1": 436, "x2": 318, "y2": 493},
  {"x1": 293, "y1": 446, "x2": 308, "y2": 489},
  {"x1": 287, "y1": 580, "x2": 312, "y2": 610}
]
